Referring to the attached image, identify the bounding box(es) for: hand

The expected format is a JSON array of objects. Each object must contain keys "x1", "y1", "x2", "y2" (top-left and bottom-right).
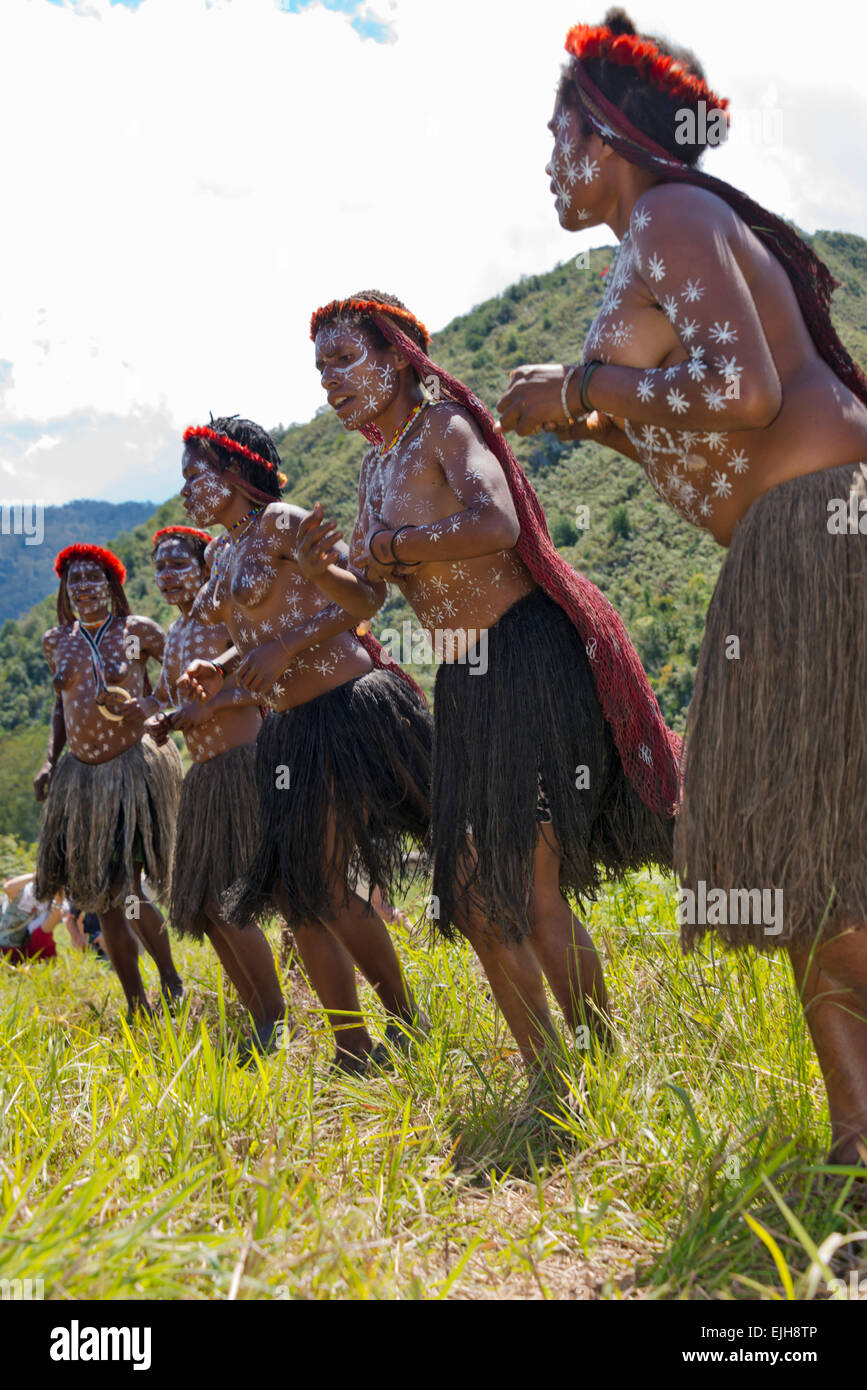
[
  {"x1": 168, "y1": 701, "x2": 212, "y2": 733},
  {"x1": 177, "y1": 659, "x2": 224, "y2": 703},
  {"x1": 296, "y1": 503, "x2": 343, "y2": 580},
  {"x1": 495, "y1": 363, "x2": 574, "y2": 437},
  {"x1": 144, "y1": 710, "x2": 172, "y2": 746},
  {"x1": 551, "y1": 410, "x2": 616, "y2": 444},
  {"x1": 34, "y1": 761, "x2": 54, "y2": 802},
  {"x1": 114, "y1": 695, "x2": 151, "y2": 726},
  {"x1": 236, "y1": 640, "x2": 291, "y2": 696}
]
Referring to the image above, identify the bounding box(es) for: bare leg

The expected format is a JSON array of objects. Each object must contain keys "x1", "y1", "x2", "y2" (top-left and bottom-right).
[
  {"x1": 326, "y1": 888, "x2": 418, "y2": 1025},
  {"x1": 97, "y1": 904, "x2": 150, "y2": 1014},
  {"x1": 528, "y1": 825, "x2": 610, "y2": 1041},
  {"x1": 789, "y1": 923, "x2": 867, "y2": 1164},
  {"x1": 290, "y1": 916, "x2": 373, "y2": 1072},
  {"x1": 202, "y1": 908, "x2": 285, "y2": 1037},
  {"x1": 126, "y1": 866, "x2": 183, "y2": 1001}
]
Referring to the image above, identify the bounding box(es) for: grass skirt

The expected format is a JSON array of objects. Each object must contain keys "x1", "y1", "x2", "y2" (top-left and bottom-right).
[
  {"x1": 676, "y1": 461, "x2": 867, "y2": 951},
  {"x1": 431, "y1": 588, "x2": 674, "y2": 942},
  {"x1": 223, "y1": 669, "x2": 432, "y2": 929},
  {"x1": 35, "y1": 736, "x2": 182, "y2": 914},
  {"x1": 170, "y1": 742, "x2": 259, "y2": 939}
]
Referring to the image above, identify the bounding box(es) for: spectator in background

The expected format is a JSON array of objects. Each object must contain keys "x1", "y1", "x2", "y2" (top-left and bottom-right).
[{"x1": 1, "y1": 873, "x2": 62, "y2": 963}]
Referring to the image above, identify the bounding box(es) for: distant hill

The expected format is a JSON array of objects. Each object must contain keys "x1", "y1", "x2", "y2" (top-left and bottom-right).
[
  {"x1": 0, "y1": 499, "x2": 156, "y2": 623},
  {"x1": 1, "y1": 227, "x2": 864, "y2": 841}
]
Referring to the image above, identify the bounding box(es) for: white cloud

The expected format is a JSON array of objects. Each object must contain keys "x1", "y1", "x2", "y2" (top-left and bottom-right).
[{"x1": 0, "y1": 0, "x2": 864, "y2": 503}]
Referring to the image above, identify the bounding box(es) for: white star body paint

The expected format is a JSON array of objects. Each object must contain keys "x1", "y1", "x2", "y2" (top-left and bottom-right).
[{"x1": 315, "y1": 322, "x2": 396, "y2": 430}]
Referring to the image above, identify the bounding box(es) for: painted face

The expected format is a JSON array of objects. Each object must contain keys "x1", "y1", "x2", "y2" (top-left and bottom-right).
[
  {"x1": 546, "y1": 100, "x2": 605, "y2": 231},
  {"x1": 180, "y1": 447, "x2": 234, "y2": 525},
  {"x1": 153, "y1": 538, "x2": 205, "y2": 607},
  {"x1": 65, "y1": 559, "x2": 111, "y2": 617},
  {"x1": 314, "y1": 319, "x2": 400, "y2": 430}
]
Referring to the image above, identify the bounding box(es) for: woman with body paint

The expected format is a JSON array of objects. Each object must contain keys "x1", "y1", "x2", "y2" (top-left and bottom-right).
[
  {"x1": 496, "y1": 10, "x2": 867, "y2": 1162},
  {"x1": 34, "y1": 544, "x2": 184, "y2": 1017},
  {"x1": 175, "y1": 416, "x2": 431, "y2": 1074},
  {"x1": 145, "y1": 525, "x2": 289, "y2": 1059},
  {"x1": 294, "y1": 291, "x2": 677, "y2": 1083}
]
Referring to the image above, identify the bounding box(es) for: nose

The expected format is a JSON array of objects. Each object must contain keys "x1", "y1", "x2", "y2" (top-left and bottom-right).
[{"x1": 545, "y1": 161, "x2": 552, "y2": 176}]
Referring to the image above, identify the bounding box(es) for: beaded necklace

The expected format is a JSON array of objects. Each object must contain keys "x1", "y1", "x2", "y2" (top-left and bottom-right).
[
  {"x1": 380, "y1": 400, "x2": 426, "y2": 457},
  {"x1": 213, "y1": 506, "x2": 263, "y2": 588}
]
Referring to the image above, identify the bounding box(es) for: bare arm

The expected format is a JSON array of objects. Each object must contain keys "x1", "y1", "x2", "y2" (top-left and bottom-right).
[{"x1": 35, "y1": 633, "x2": 67, "y2": 800}]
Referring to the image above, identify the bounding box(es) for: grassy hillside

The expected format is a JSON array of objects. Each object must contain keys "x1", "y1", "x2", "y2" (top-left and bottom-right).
[
  {"x1": 1, "y1": 228, "x2": 864, "y2": 840},
  {"x1": 1, "y1": 870, "x2": 864, "y2": 1301}
]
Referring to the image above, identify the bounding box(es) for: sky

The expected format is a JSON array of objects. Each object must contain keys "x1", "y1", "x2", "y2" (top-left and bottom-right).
[{"x1": 1, "y1": 0, "x2": 865, "y2": 505}]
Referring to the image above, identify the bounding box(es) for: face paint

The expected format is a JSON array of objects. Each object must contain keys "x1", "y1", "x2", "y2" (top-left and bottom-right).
[
  {"x1": 66, "y1": 560, "x2": 111, "y2": 614},
  {"x1": 548, "y1": 102, "x2": 599, "y2": 229},
  {"x1": 181, "y1": 451, "x2": 234, "y2": 525},
  {"x1": 154, "y1": 539, "x2": 204, "y2": 606},
  {"x1": 315, "y1": 320, "x2": 398, "y2": 429}
]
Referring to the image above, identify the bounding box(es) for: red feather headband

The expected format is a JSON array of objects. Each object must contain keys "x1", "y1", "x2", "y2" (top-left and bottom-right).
[
  {"x1": 183, "y1": 425, "x2": 282, "y2": 477},
  {"x1": 565, "y1": 23, "x2": 729, "y2": 115},
  {"x1": 310, "y1": 299, "x2": 431, "y2": 351},
  {"x1": 55, "y1": 543, "x2": 126, "y2": 585},
  {"x1": 152, "y1": 525, "x2": 213, "y2": 547}
]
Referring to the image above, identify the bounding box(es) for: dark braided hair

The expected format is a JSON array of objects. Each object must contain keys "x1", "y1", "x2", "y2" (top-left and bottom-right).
[
  {"x1": 185, "y1": 415, "x2": 285, "y2": 501},
  {"x1": 560, "y1": 8, "x2": 722, "y2": 167}
]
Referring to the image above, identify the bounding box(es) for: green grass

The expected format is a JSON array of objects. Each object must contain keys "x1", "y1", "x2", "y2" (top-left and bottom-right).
[{"x1": 1, "y1": 873, "x2": 865, "y2": 1301}]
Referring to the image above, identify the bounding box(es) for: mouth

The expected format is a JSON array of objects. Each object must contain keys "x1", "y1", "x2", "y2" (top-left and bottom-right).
[{"x1": 329, "y1": 394, "x2": 355, "y2": 416}]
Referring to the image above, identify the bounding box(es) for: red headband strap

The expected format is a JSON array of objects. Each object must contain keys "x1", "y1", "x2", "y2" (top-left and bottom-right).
[
  {"x1": 565, "y1": 23, "x2": 729, "y2": 115},
  {"x1": 55, "y1": 543, "x2": 126, "y2": 585},
  {"x1": 152, "y1": 526, "x2": 213, "y2": 547},
  {"x1": 183, "y1": 425, "x2": 281, "y2": 477},
  {"x1": 310, "y1": 298, "x2": 431, "y2": 351}
]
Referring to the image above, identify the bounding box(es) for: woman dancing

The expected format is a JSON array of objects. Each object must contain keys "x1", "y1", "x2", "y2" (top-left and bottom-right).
[
  {"x1": 176, "y1": 417, "x2": 431, "y2": 1072},
  {"x1": 33, "y1": 544, "x2": 184, "y2": 1016},
  {"x1": 298, "y1": 290, "x2": 678, "y2": 1075},
  {"x1": 496, "y1": 11, "x2": 867, "y2": 1160},
  {"x1": 145, "y1": 525, "x2": 287, "y2": 1056}
]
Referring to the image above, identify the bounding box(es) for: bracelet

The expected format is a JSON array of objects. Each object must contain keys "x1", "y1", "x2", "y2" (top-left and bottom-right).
[
  {"x1": 203, "y1": 660, "x2": 225, "y2": 683},
  {"x1": 560, "y1": 365, "x2": 582, "y2": 427},
  {"x1": 580, "y1": 360, "x2": 604, "y2": 412},
  {"x1": 369, "y1": 529, "x2": 393, "y2": 566},
  {"x1": 277, "y1": 631, "x2": 295, "y2": 655},
  {"x1": 390, "y1": 525, "x2": 421, "y2": 567}
]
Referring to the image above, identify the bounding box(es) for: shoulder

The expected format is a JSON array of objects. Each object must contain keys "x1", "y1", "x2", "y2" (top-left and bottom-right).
[
  {"x1": 127, "y1": 614, "x2": 164, "y2": 645},
  {"x1": 631, "y1": 183, "x2": 739, "y2": 242},
  {"x1": 422, "y1": 400, "x2": 485, "y2": 449},
  {"x1": 258, "y1": 500, "x2": 307, "y2": 535},
  {"x1": 42, "y1": 625, "x2": 66, "y2": 665}
]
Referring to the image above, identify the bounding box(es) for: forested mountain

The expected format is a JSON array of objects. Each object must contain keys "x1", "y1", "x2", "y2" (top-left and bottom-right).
[
  {"x1": 1, "y1": 228, "x2": 864, "y2": 842},
  {"x1": 0, "y1": 499, "x2": 156, "y2": 623}
]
